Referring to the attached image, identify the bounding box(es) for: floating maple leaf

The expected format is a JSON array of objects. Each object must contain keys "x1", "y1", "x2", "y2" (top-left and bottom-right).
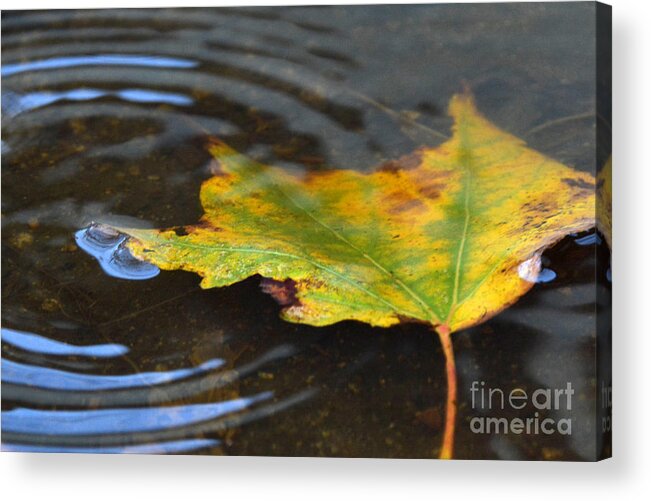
[{"x1": 109, "y1": 93, "x2": 596, "y2": 458}]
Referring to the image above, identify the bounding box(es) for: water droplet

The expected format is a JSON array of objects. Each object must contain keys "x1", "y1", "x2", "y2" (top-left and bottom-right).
[{"x1": 75, "y1": 223, "x2": 160, "y2": 280}]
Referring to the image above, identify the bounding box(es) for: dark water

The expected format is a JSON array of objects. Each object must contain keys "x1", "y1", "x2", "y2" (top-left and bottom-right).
[{"x1": 1, "y1": 4, "x2": 609, "y2": 459}]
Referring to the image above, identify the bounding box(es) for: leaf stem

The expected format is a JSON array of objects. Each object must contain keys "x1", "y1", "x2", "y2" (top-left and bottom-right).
[{"x1": 435, "y1": 324, "x2": 456, "y2": 460}]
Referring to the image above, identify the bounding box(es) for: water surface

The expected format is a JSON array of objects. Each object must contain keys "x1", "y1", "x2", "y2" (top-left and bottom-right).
[{"x1": 2, "y1": 4, "x2": 608, "y2": 459}]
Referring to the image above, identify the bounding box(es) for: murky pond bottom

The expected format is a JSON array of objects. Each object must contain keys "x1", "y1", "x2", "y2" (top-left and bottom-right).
[{"x1": 2, "y1": 5, "x2": 609, "y2": 460}]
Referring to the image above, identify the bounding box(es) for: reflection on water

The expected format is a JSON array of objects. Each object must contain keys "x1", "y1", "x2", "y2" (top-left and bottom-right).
[
  {"x1": 3, "y1": 393, "x2": 272, "y2": 435},
  {"x1": 1, "y1": 321, "x2": 298, "y2": 452},
  {"x1": 575, "y1": 232, "x2": 601, "y2": 246},
  {"x1": 2, "y1": 357, "x2": 226, "y2": 390},
  {"x1": 2, "y1": 438, "x2": 221, "y2": 454},
  {"x1": 1, "y1": 53, "x2": 197, "y2": 77},
  {"x1": 535, "y1": 268, "x2": 557, "y2": 284},
  {"x1": 2, "y1": 5, "x2": 608, "y2": 459},
  {"x1": 4, "y1": 87, "x2": 193, "y2": 116},
  {"x1": 2, "y1": 327, "x2": 128, "y2": 357}
]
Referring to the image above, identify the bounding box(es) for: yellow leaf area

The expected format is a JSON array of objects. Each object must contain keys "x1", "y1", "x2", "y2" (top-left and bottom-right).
[{"x1": 121, "y1": 93, "x2": 596, "y2": 335}]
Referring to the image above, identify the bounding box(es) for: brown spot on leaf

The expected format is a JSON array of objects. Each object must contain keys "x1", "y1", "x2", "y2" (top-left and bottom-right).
[
  {"x1": 378, "y1": 160, "x2": 402, "y2": 174},
  {"x1": 193, "y1": 218, "x2": 222, "y2": 232},
  {"x1": 387, "y1": 198, "x2": 427, "y2": 215},
  {"x1": 378, "y1": 151, "x2": 423, "y2": 173},
  {"x1": 562, "y1": 177, "x2": 594, "y2": 190},
  {"x1": 206, "y1": 137, "x2": 228, "y2": 150},
  {"x1": 418, "y1": 182, "x2": 445, "y2": 200}
]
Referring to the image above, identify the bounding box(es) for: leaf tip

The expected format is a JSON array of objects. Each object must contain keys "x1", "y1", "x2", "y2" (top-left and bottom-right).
[
  {"x1": 448, "y1": 88, "x2": 477, "y2": 118},
  {"x1": 206, "y1": 136, "x2": 238, "y2": 162}
]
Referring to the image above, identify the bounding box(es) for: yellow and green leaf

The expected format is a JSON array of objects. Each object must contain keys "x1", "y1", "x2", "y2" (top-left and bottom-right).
[
  {"x1": 120, "y1": 93, "x2": 596, "y2": 334},
  {"x1": 112, "y1": 92, "x2": 597, "y2": 459}
]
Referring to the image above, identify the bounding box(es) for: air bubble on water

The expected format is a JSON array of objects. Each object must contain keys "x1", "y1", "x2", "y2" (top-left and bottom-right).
[
  {"x1": 77, "y1": 223, "x2": 122, "y2": 251},
  {"x1": 75, "y1": 223, "x2": 160, "y2": 280}
]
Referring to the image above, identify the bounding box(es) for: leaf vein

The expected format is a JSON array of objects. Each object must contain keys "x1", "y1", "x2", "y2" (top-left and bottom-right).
[
  {"x1": 154, "y1": 239, "x2": 417, "y2": 319},
  {"x1": 270, "y1": 181, "x2": 442, "y2": 323}
]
